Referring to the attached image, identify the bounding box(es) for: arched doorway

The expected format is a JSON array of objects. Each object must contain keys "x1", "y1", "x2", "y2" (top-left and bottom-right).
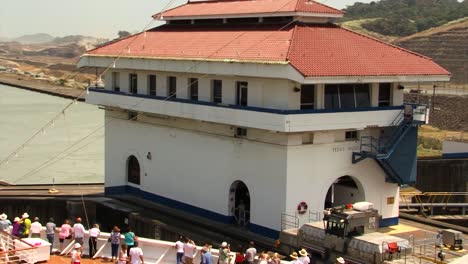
[
  {"x1": 127, "y1": 155, "x2": 140, "y2": 185},
  {"x1": 324, "y1": 176, "x2": 364, "y2": 209},
  {"x1": 229, "y1": 181, "x2": 250, "y2": 226}
]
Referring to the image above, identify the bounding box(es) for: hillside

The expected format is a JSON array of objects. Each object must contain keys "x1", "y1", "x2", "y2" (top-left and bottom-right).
[
  {"x1": 342, "y1": 0, "x2": 468, "y2": 37},
  {"x1": 395, "y1": 18, "x2": 468, "y2": 84},
  {"x1": 13, "y1": 33, "x2": 55, "y2": 44}
]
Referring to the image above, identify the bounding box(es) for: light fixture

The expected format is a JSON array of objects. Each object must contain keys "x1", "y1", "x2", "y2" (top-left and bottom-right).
[
  {"x1": 147, "y1": 152, "x2": 152, "y2": 160},
  {"x1": 294, "y1": 87, "x2": 301, "y2": 92}
]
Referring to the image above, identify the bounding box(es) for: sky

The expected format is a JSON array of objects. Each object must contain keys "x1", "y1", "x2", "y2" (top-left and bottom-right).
[{"x1": 0, "y1": 0, "x2": 377, "y2": 39}]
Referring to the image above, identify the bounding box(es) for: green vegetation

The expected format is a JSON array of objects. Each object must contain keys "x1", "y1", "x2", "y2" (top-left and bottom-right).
[{"x1": 342, "y1": 0, "x2": 468, "y2": 36}]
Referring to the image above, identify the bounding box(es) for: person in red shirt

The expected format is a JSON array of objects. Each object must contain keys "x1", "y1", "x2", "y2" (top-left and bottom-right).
[{"x1": 235, "y1": 245, "x2": 245, "y2": 264}]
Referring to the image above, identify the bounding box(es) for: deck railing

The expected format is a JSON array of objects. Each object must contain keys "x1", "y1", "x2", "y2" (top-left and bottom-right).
[{"x1": 0, "y1": 230, "x2": 37, "y2": 263}]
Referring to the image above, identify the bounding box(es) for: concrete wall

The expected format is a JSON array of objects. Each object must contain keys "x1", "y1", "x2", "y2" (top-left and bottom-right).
[
  {"x1": 105, "y1": 113, "x2": 288, "y2": 232},
  {"x1": 104, "y1": 113, "x2": 399, "y2": 233},
  {"x1": 286, "y1": 141, "x2": 400, "y2": 227},
  {"x1": 103, "y1": 69, "x2": 406, "y2": 111}
]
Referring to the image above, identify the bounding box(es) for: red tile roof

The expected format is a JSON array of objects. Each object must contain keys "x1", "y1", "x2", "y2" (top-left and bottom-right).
[
  {"x1": 156, "y1": 0, "x2": 344, "y2": 19},
  {"x1": 86, "y1": 23, "x2": 450, "y2": 77},
  {"x1": 88, "y1": 24, "x2": 294, "y2": 62},
  {"x1": 288, "y1": 24, "x2": 450, "y2": 76}
]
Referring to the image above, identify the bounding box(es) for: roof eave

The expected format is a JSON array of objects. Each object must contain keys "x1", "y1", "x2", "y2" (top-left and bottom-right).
[
  {"x1": 160, "y1": 12, "x2": 343, "y2": 20},
  {"x1": 303, "y1": 74, "x2": 451, "y2": 84},
  {"x1": 78, "y1": 54, "x2": 289, "y2": 68}
]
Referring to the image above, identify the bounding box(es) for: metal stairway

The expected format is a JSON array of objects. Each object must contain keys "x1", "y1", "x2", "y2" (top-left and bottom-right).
[{"x1": 352, "y1": 105, "x2": 426, "y2": 185}]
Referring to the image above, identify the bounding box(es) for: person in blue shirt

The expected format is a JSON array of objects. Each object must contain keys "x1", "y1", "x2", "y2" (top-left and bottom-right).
[{"x1": 201, "y1": 246, "x2": 213, "y2": 264}]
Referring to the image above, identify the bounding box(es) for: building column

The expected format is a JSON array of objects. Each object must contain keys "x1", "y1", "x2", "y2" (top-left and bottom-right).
[
  {"x1": 371, "y1": 83, "x2": 379, "y2": 107},
  {"x1": 316, "y1": 84, "x2": 324, "y2": 109}
]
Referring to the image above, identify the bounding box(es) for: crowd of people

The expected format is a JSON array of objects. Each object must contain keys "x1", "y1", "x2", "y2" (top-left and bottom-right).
[
  {"x1": 174, "y1": 237, "x2": 347, "y2": 264},
  {"x1": 2, "y1": 212, "x2": 348, "y2": 264}
]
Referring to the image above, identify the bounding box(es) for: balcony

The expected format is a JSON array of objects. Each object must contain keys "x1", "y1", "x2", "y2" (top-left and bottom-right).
[{"x1": 87, "y1": 88, "x2": 407, "y2": 133}]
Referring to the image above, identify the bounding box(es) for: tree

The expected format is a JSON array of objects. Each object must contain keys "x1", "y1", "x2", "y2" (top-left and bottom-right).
[{"x1": 117, "y1": 31, "x2": 131, "y2": 39}]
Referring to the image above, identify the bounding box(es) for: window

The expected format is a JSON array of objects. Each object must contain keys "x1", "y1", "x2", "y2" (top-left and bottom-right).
[
  {"x1": 188, "y1": 78, "x2": 198, "y2": 101},
  {"x1": 345, "y1": 131, "x2": 358, "y2": 141},
  {"x1": 212, "y1": 80, "x2": 222, "y2": 103},
  {"x1": 235, "y1": 127, "x2": 247, "y2": 137},
  {"x1": 148, "y1": 75, "x2": 156, "y2": 96},
  {"x1": 112, "y1": 72, "x2": 120, "y2": 92},
  {"x1": 324, "y1": 84, "x2": 370, "y2": 109},
  {"x1": 236, "y1": 81, "x2": 248, "y2": 106},
  {"x1": 129, "y1": 74, "x2": 138, "y2": 94},
  {"x1": 168, "y1": 76, "x2": 177, "y2": 98},
  {"x1": 379, "y1": 83, "x2": 392, "y2": 107},
  {"x1": 300, "y1": 84, "x2": 315, "y2": 110}
]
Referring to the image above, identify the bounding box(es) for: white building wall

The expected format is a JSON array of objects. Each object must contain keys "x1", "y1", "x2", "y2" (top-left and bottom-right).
[
  {"x1": 286, "y1": 141, "x2": 399, "y2": 227},
  {"x1": 105, "y1": 114, "x2": 288, "y2": 231}
]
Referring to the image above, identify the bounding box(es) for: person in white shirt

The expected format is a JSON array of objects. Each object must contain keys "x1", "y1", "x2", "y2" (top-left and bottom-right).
[
  {"x1": 175, "y1": 236, "x2": 185, "y2": 264},
  {"x1": 30, "y1": 217, "x2": 42, "y2": 238},
  {"x1": 245, "y1": 241, "x2": 257, "y2": 264},
  {"x1": 129, "y1": 241, "x2": 144, "y2": 264},
  {"x1": 88, "y1": 223, "x2": 100, "y2": 258},
  {"x1": 183, "y1": 238, "x2": 196, "y2": 264},
  {"x1": 298, "y1": 249, "x2": 310, "y2": 264},
  {"x1": 72, "y1": 217, "x2": 86, "y2": 253}
]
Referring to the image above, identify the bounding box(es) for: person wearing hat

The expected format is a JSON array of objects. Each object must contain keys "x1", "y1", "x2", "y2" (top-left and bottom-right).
[
  {"x1": 0, "y1": 213, "x2": 11, "y2": 233},
  {"x1": 289, "y1": 252, "x2": 302, "y2": 264},
  {"x1": 218, "y1": 242, "x2": 230, "y2": 264},
  {"x1": 46, "y1": 218, "x2": 57, "y2": 254},
  {"x1": 298, "y1": 249, "x2": 310, "y2": 264},
  {"x1": 20, "y1": 212, "x2": 31, "y2": 238},
  {"x1": 336, "y1": 257, "x2": 345, "y2": 264},
  {"x1": 12, "y1": 217, "x2": 21, "y2": 237},
  {"x1": 70, "y1": 243, "x2": 82, "y2": 264}
]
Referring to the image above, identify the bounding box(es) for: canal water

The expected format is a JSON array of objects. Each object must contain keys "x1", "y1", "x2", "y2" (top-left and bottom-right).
[{"x1": 0, "y1": 84, "x2": 104, "y2": 184}]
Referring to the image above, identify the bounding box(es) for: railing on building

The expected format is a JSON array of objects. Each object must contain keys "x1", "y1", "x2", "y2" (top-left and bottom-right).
[
  {"x1": 280, "y1": 211, "x2": 323, "y2": 231},
  {"x1": 0, "y1": 230, "x2": 37, "y2": 263}
]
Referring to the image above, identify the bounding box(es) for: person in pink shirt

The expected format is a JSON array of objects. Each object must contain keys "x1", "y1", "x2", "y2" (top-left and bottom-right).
[{"x1": 59, "y1": 219, "x2": 72, "y2": 252}]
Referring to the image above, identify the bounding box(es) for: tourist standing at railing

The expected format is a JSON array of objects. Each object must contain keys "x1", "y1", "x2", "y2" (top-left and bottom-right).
[
  {"x1": 59, "y1": 219, "x2": 72, "y2": 252},
  {"x1": 109, "y1": 226, "x2": 121, "y2": 262},
  {"x1": 20, "y1": 212, "x2": 31, "y2": 238},
  {"x1": 12, "y1": 217, "x2": 21, "y2": 237},
  {"x1": 298, "y1": 249, "x2": 309, "y2": 264},
  {"x1": 129, "y1": 240, "x2": 144, "y2": 264},
  {"x1": 124, "y1": 227, "x2": 137, "y2": 256},
  {"x1": 272, "y1": 253, "x2": 281, "y2": 264},
  {"x1": 175, "y1": 235, "x2": 184, "y2": 264},
  {"x1": 0, "y1": 213, "x2": 11, "y2": 233},
  {"x1": 30, "y1": 217, "x2": 42, "y2": 238},
  {"x1": 183, "y1": 237, "x2": 196, "y2": 264},
  {"x1": 234, "y1": 245, "x2": 245, "y2": 264},
  {"x1": 88, "y1": 223, "x2": 100, "y2": 258},
  {"x1": 72, "y1": 217, "x2": 86, "y2": 254},
  {"x1": 218, "y1": 242, "x2": 230, "y2": 264},
  {"x1": 289, "y1": 252, "x2": 301, "y2": 264},
  {"x1": 201, "y1": 246, "x2": 213, "y2": 264},
  {"x1": 45, "y1": 218, "x2": 57, "y2": 253},
  {"x1": 245, "y1": 241, "x2": 257, "y2": 264}
]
